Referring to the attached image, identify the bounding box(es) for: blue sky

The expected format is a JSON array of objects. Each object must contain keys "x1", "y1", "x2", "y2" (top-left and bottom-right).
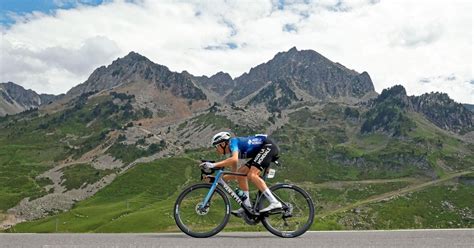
[
  {"x1": 0, "y1": 0, "x2": 105, "y2": 26},
  {"x1": 0, "y1": 0, "x2": 472, "y2": 103}
]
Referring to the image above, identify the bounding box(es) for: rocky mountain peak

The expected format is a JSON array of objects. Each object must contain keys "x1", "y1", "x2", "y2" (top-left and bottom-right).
[
  {"x1": 362, "y1": 85, "x2": 416, "y2": 136},
  {"x1": 364, "y1": 85, "x2": 473, "y2": 134},
  {"x1": 288, "y1": 46, "x2": 298, "y2": 53},
  {"x1": 193, "y1": 71, "x2": 234, "y2": 96},
  {"x1": 66, "y1": 52, "x2": 206, "y2": 101},
  {"x1": 375, "y1": 85, "x2": 413, "y2": 109},
  {"x1": 107, "y1": 51, "x2": 156, "y2": 70},
  {"x1": 0, "y1": 82, "x2": 61, "y2": 116},
  {"x1": 210, "y1": 71, "x2": 233, "y2": 82},
  {"x1": 272, "y1": 47, "x2": 327, "y2": 64},
  {"x1": 121, "y1": 51, "x2": 149, "y2": 62},
  {"x1": 227, "y1": 47, "x2": 376, "y2": 102},
  {"x1": 411, "y1": 91, "x2": 473, "y2": 133}
]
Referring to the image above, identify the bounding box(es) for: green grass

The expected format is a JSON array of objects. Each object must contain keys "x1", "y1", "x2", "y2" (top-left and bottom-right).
[
  {"x1": 276, "y1": 105, "x2": 474, "y2": 182},
  {"x1": 0, "y1": 92, "x2": 161, "y2": 211},
  {"x1": 11, "y1": 157, "x2": 200, "y2": 232},
  {"x1": 318, "y1": 179, "x2": 474, "y2": 230},
  {"x1": 303, "y1": 181, "x2": 412, "y2": 214},
  {"x1": 106, "y1": 141, "x2": 166, "y2": 164},
  {"x1": 10, "y1": 152, "x2": 417, "y2": 233},
  {"x1": 273, "y1": 124, "x2": 423, "y2": 182},
  {"x1": 36, "y1": 177, "x2": 54, "y2": 188},
  {"x1": 60, "y1": 164, "x2": 115, "y2": 191},
  {"x1": 0, "y1": 175, "x2": 48, "y2": 210}
]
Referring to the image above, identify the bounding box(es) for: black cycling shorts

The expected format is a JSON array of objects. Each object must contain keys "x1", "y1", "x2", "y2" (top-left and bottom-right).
[{"x1": 245, "y1": 138, "x2": 280, "y2": 171}]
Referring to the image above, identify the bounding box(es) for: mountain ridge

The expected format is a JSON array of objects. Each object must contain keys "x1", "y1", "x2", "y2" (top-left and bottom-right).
[
  {"x1": 226, "y1": 47, "x2": 376, "y2": 103},
  {"x1": 66, "y1": 51, "x2": 207, "y2": 101},
  {"x1": 362, "y1": 85, "x2": 473, "y2": 135},
  {"x1": 0, "y1": 82, "x2": 63, "y2": 116}
]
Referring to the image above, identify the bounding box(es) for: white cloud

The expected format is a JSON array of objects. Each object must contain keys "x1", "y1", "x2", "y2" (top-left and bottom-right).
[
  {"x1": 1, "y1": 35, "x2": 120, "y2": 93},
  {"x1": 0, "y1": 0, "x2": 472, "y2": 103}
]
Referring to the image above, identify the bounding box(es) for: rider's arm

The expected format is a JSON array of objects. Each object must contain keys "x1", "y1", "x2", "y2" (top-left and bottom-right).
[{"x1": 214, "y1": 151, "x2": 238, "y2": 168}]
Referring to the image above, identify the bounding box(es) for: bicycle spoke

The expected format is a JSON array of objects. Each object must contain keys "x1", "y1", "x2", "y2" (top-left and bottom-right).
[
  {"x1": 260, "y1": 185, "x2": 314, "y2": 237},
  {"x1": 174, "y1": 184, "x2": 230, "y2": 237}
]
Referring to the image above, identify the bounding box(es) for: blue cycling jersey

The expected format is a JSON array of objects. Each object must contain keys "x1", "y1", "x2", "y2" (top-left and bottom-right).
[{"x1": 229, "y1": 134, "x2": 267, "y2": 158}]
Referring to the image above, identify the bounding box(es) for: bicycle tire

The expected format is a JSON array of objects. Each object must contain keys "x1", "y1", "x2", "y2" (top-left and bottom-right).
[
  {"x1": 174, "y1": 183, "x2": 230, "y2": 238},
  {"x1": 258, "y1": 183, "x2": 315, "y2": 238}
]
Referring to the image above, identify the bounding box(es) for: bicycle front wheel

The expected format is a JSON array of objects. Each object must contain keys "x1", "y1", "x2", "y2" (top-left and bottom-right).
[
  {"x1": 174, "y1": 183, "x2": 230, "y2": 238},
  {"x1": 259, "y1": 184, "x2": 315, "y2": 238}
]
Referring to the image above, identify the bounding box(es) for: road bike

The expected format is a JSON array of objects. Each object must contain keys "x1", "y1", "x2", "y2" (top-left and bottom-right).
[{"x1": 173, "y1": 160, "x2": 315, "y2": 238}]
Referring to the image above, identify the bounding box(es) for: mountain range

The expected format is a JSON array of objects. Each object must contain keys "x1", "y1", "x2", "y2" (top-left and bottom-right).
[
  {"x1": 0, "y1": 47, "x2": 472, "y2": 231},
  {"x1": 0, "y1": 82, "x2": 62, "y2": 116}
]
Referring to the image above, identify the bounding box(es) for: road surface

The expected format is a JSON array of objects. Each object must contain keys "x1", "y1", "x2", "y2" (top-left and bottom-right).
[{"x1": 0, "y1": 229, "x2": 473, "y2": 248}]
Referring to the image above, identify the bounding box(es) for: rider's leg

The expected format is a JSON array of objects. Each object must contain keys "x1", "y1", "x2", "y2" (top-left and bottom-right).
[
  {"x1": 223, "y1": 165, "x2": 249, "y2": 190},
  {"x1": 247, "y1": 166, "x2": 267, "y2": 192},
  {"x1": 222, "y1": 162, "x2": 238, "y2": 182},
  {"x1": 247, "y1": 139, "x2": 281, "y2": 212},
  {"x1": 237, "y1": 166, "x2": 249, "y2": 191},
  {"x1": 248, "y1": 166, "x2": 281, "y2": 212},
  {"x1": 231, "y1": 166, "x2": 251, "y2": 217},
  {"x1": 237, "y1": 166, "x2": 251, "y2": 207}
]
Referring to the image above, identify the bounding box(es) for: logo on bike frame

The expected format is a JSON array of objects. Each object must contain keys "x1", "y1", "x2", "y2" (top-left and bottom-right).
[{"x1": 222, "y1": 182, "x2": 242, "y2": 205}]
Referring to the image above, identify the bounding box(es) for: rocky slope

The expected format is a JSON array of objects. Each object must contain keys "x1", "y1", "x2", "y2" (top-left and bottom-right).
[
  {"x1": 0, "y1": 82, "x2": 62, "y2": 116},
  {"x1": 52, "y1": 52, "x2": 211, "y2": 125},
  {"x1": 362, "y1": 85, "x2": 473, "y2": 135},
  {"x1": 412, "y1": 92, "x2": 473, "y2": 133}
]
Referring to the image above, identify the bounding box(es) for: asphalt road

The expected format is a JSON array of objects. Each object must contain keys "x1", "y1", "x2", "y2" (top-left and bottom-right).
[{"x1": 0, "y1": 229, "x2": 473, "y2": 248}]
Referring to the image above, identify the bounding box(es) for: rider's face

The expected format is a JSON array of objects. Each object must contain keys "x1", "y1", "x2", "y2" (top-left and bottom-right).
[{"x1": 215, "y1": 143, "x2": 226, "y2": 155}]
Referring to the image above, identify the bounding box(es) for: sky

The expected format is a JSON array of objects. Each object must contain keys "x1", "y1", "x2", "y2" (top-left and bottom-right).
[{"x1": 0, "y1": 0, "x2": 472, "y2": 103}]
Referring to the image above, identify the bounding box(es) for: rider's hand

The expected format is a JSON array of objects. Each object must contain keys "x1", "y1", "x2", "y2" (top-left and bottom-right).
[{"x1": 200, "y1": 161, "x2": 215, "y2": 170}]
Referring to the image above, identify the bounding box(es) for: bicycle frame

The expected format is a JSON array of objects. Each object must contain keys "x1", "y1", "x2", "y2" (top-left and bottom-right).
[
  {"x1": 200, "y1": 169, "x2": 287, "y2": 217},
  {"x1": 175, "y1": 160, "x2": 314, "y2": 238}
]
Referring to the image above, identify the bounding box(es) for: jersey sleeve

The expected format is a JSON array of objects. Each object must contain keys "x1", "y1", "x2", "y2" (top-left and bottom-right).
[{"x1": 229, "y1": 137, "x2": 239, "y2": 153}]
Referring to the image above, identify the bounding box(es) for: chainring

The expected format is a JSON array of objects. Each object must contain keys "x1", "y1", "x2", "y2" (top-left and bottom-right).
[{"x1": 243, "y1": 213, "x2": 259, "y2": 225}]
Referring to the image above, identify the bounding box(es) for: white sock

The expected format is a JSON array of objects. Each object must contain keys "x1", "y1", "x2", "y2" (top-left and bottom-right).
[
  {"x1": 244, "y1": 191, "x2": 251, "y2": 207},
  {"x1": 263, "y1": 188, "x2": 278, "y2": 204}
]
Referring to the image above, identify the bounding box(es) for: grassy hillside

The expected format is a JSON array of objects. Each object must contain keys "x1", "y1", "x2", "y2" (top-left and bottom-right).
[
  {"x1": 273, "y1": 105, "x2": 473, "y2": 183},
  {"x1": 314, "y1": 173, "x2": 474, "y2": 230},
  {"x1": 9, "y1": 157, "x2": 472, "y2": 232},
  {"x1": 1, "y1": 97, "x2": 473, "y2": 232},
  {"x1": 11, "y1": 157, "x2": 199, "y2": 232},
  {"x1": 0, "y1": 92, "x2": 151, "y2": 212}
]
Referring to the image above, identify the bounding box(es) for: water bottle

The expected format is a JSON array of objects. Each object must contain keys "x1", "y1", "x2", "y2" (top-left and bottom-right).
[{"x1": 235, "y1": 188, "x2": 247, "y2": 201}]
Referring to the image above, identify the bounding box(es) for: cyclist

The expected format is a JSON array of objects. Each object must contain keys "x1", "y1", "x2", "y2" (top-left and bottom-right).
[{"x1": 200, "y1": 132, "x2": 282, "y2": 216}]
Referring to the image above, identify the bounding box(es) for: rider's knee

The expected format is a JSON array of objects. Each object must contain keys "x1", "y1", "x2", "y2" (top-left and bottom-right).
[{"x1": 247, "y1": 172, "x2": 258, "y2": 182}]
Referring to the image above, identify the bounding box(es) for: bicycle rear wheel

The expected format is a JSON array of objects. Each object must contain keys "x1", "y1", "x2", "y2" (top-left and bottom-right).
[
  {"x1": 174, "y1": 183, "x2": 230, "y2": 238},
  {"x1": 258, "y1": 184, "x2": 315, "y2": 238}
]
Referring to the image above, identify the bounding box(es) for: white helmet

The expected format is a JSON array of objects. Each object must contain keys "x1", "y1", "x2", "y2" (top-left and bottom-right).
[{"x1": 211, "y1": 132, "x2": 231, "y2": 146}]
